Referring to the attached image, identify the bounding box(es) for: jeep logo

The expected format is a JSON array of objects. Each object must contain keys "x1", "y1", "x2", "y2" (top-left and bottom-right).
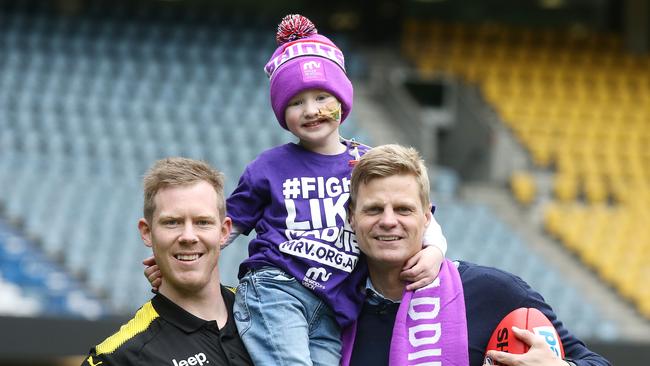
[{"x1": 172, "y1": 352, "x2": 209, "y2": 366}]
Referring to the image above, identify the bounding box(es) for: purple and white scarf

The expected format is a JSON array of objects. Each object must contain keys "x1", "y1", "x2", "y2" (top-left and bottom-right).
[{"x1": 341, "y1": 259, "x2": 469, "y2": 366}]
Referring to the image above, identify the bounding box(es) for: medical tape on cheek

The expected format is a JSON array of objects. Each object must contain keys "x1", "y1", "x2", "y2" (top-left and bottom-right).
[{"x1": 318, "y1": 101, "x2": 342, "y2": 122}]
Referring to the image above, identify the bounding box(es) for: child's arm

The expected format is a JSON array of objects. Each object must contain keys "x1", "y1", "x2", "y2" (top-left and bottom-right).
[
  {"x1": 399, "y1": 215, "x2": 447, "y2": 291},
  {"x1": 222, "y1": 223, "x2": 244, "y2": 248},
  {"x1": 423, "y1": 215, "x2": 447, "y2": 254}
]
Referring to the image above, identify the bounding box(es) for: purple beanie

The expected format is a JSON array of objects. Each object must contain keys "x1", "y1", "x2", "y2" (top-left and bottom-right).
[{"x1": 264, "y1": 15, "x2": 353, "y2": 130}]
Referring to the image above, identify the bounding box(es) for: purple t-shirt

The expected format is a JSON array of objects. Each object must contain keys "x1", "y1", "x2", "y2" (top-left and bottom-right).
[{"x1": 227, "y1": 142, "x2": 369, "y2": 327}]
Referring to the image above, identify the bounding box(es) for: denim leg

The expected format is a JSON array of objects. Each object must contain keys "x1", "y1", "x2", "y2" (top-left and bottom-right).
[
  {"x1": 308, "y1": 301, "x2": 342, "y2": 366},
  {"x1": 234, "y1": 267, "x2": 313, "y2": 366},
  {"x1": 233, "y1": 267, "x2": 343, "y2": 366}
]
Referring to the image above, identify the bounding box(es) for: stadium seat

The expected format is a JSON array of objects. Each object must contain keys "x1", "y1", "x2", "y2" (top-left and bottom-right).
[
  {"x1": 553, "y1": 173, "x2": 579, "y2": 202},
  {"x1": 0, "y1": 218, "x2": 106, "y2": 318},
  {"x1": 510, "y1": 171, "x2": 536, "y2": 205}
]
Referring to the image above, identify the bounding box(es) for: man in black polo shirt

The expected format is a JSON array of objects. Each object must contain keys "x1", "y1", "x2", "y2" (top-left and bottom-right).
[{"x1": 81, "y1": 158, "x2": 252, "y2": 366}]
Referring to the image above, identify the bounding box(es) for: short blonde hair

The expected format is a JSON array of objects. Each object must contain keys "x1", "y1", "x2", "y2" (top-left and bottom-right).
[
  {"x1": 349, "y1": 144, "x2": 430, "y2": 211},
  {"x1": 143, "y1": 157, "x2": 226, "y2": 223}
]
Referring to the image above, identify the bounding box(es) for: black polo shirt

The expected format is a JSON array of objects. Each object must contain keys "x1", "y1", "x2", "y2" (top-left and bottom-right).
[{"x1": 81, "y1": 286, "x2": 252, "y2": 366}]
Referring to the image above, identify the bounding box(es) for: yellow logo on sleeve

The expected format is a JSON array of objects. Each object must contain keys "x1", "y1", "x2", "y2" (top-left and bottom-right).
[{"x1": 87, "y1": 356, "x2": 103, "y2": 366}]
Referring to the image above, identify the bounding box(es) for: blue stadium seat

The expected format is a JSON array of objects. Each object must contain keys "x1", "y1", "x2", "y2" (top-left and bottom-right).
[
  {"x1": 0, "y1": 277, "x2": 42, "y2": 317},
  {"x1": 0, "y1": 218, "x2": 106, "y2": 318}
]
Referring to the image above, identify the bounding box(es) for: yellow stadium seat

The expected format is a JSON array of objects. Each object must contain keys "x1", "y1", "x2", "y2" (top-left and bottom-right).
[
  {"x1": 583, "y1": 175, "x2": 608, "y2": 204},
  {"x1": 554, "y1": 173, "x2": 579, "y2": 202},
  {"x1": 528, "y1": 138, "x2": 553, "y2": 167},
  {"x1": 543, "y1": 203, "x2": 562, "y2": 237},
  {"x1": 617, "y1": 266, "x2": 639, "y2": 301},
  {"x1": 598, "y1": 247, "x2": 624, "y2": 284},
  {"x1": 555, "y1": 149, "x2": 578, "y2": 176},
  {"x1": 639, "y1": 296, "x2": 650, "y2": 319},
  {"x1": 577, "y1": 223, "x2": 606, "y2": 267},
  {"x1": 563, "y1": 207, "x2": 587, "y2": 252},
  {"x1": 510, "y1": 171, "x2": 537, "y2": 205}
]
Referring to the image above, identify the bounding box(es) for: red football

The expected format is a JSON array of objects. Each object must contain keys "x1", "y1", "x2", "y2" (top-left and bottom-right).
[{"x1": 483, "y1": 307, "x2": 564, "y2": 365}]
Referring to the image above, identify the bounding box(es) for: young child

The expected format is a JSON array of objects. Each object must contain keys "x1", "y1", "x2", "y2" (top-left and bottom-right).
[{"x1": 146, "y1": 14, "x2": 448, "y2": 365}]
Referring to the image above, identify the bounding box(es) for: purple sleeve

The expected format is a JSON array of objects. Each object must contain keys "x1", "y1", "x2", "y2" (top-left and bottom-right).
[{"x1": 226, "y1": 167, "x2": 269, "y2": 235}]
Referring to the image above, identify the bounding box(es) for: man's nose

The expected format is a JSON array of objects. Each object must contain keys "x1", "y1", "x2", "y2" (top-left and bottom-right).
[
  {"x1": 179, "y1": 223, "x2": 198, "y2": 244},
  {"x1": 378, "y1": 209, "x2": 398, "y2": 228}
]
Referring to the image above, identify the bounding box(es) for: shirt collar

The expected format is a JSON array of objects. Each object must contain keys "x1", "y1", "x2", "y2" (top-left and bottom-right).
[
  {"x1": 364, "y1": 261, "x2": 462, "y2": 305},
  {"x1": 151, "y1": 286, "x2": 231, "y2": 333},
  {"x1": 364, "y1": 277, "x2": 401, "y2": 305}
]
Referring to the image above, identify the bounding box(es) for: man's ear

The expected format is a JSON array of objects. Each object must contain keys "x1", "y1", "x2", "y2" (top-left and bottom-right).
[
  {"x1": 219, "y1": 216, "x2": 233, "y2": 247},
  {"x1": 138, "y1": 218, "x2": 153, "y2": 248},
  {"x1": 425, "y1": 204, "x2": 433, "y2": 227},
  {"x1": 348, "y1": 208, "x2": 357, "y2": 231}
]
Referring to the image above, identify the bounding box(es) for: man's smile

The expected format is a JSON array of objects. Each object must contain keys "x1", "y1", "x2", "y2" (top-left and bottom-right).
[{"x1": 174, "y1": 253, "x2": 203, "y2": 262}]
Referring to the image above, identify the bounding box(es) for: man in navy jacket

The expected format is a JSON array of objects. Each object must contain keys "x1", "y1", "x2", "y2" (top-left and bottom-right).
[{"x1": 345, "y1": 144, "x2": 610, "y2": 366}]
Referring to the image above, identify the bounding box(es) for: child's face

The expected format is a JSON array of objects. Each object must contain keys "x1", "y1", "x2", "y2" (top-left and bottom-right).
[{"x1": 285, "y1": 89, "x2": 342, "y2": 150}]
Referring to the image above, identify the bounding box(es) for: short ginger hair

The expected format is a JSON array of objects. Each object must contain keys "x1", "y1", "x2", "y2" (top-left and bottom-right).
[
  {"x1": 142, "y1": 157, "x2": 226, "y2": 223},
  {"x1": 349, "y1": 144, "x2": 431, "y2": 212}
]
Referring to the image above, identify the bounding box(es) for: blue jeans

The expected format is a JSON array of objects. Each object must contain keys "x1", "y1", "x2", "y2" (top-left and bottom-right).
[{"x1": 234, "y1": 267, "x2": 341, "y2": 366}]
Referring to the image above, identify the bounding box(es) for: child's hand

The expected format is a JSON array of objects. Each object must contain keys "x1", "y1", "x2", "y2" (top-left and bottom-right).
[
  {"x1": 399, "y1": 246, "x2": 443, "y2": 291},
  {"x1": 143, "y1": 255, "x2": 162, "y2": 291}
]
